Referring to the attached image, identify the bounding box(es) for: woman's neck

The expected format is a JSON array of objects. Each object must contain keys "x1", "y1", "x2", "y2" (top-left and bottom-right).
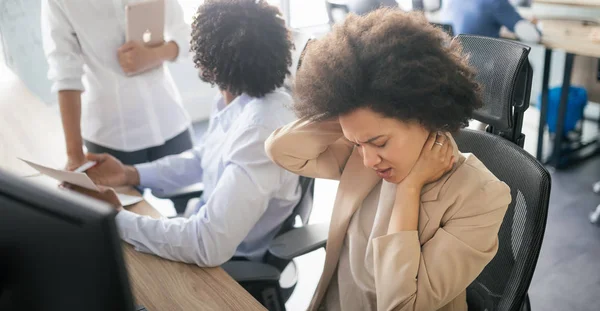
[{"x1": 221, "y1": 90, "x2": 238, "y2": 106}]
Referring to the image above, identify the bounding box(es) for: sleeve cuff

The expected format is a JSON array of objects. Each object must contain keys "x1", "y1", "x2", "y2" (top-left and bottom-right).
[
  {"x1": 373, "y1": 231, "x2": 421, "y2": 263},
  {"x1": 51, "y1": 78, "x2": 85, "y2": 93},
  {"x1": 164, "y1": 29, "x2": 190, "y2": 62},
  {"x1": 115, "y1": 209, "x2": 139, "y2": 240},
  {"x1": 134, "y1": 162, "x2": 164, "y2": 191},
  {"x1": 171, "y1": 36, "x2": 190, "y2": 61},
  {"x1": 374, "y1": 231, "x2": 420, "y2": 248},
  {"x1": 134, "y1": 162, "x2": 163, "y2": 191},
  {"x1": 115, "y1": 209, "x2": 154, "y2": 254}
]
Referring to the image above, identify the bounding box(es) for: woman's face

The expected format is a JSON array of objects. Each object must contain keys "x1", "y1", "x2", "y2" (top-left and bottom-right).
[{"x1": 339, "y1": 107, "x2": 430, "y2": 184}]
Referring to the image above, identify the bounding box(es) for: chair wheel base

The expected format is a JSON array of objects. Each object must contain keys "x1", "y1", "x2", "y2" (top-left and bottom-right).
[
  {"x1": 590, "y1": 204, "x2": 600, "y2": 224},
  {"x1": 593, "y1": 181, "x2": 600, "y2": 193}
]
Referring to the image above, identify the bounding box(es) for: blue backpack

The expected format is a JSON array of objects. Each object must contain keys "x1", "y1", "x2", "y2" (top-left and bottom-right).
[{"x1": 537, "y1": 86, "x2": 588, "y2": 135}]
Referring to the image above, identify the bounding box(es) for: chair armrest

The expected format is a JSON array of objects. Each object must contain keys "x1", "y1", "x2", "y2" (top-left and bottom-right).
[
  {"x1": 151, "y1": 182, "x2": 204, "y2": 200},
  {"x1": 221, "y1": 260, "x2": 281, "y2": 283},
  {"x1": 268, "y1": 223, "x2": 329, "y2": 261}
]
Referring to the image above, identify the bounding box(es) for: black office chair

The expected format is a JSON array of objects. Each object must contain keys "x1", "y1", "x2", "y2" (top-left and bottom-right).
[
  {"x1": 325, "y1": 0, "x2": 349, "y2": 26},
  {"x1": 591, "y1": 186, "x2": 600, "y2": 224},
  {"x1": 220, "y1": 176, "x2": 318, "y2": 311},
  {"x1": 455, "y1": 35, "x2": 550, "y2": 311}
]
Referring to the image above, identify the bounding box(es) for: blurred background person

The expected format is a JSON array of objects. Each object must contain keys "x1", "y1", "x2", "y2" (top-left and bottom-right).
[{"x1": 42, "y1": 0, "x2": 193, "y2": 170}]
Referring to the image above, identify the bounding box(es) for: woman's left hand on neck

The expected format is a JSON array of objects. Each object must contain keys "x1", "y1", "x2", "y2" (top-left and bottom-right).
[
  {"x1": 401, "y1": 132, "x2": 455, "y2": 190},
  {"x1": 387, "y1": 132, "x2": 454, "y2": 234}
]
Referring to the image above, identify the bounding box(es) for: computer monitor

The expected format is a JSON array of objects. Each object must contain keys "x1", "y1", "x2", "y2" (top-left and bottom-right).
[{"x1": 0, "y1": 169, "x2": 136, "y2": 311}]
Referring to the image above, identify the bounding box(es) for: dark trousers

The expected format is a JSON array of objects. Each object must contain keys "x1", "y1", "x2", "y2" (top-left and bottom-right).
[{"x1": 84, "y1": 129, "x2": 194, "y2": 165}]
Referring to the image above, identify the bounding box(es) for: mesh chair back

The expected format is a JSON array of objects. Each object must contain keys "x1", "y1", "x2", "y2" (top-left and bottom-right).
[
  {"x1": 294, "y1": 177, "x2": 315, "y2": 226},
  {"x1": 455, "y1": 129, "x2": 550, "y2": 311},
  {"x1": 455, "y1": 35, "x2": 532, "y2": 144},
  {"x1": 276, "y1": 177, "x2": 315, "y2": 238}
]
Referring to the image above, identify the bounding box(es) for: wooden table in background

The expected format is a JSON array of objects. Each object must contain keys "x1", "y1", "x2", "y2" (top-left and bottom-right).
[
  {"x1": 0, "y1": 63, "x2": 265, "y2": 311},
  {"x1": 532, "y1": 19, "x2": 600, "y2": 168},
  {"x1": 534, "y1": 0, "x2": 600, "y2": 8},
  {"x1": 501, "y1": 14, "x2": 600, "y2": 167}
]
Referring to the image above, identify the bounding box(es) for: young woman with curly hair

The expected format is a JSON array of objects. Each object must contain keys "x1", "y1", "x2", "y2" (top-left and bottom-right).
[{"x1": 267, "y1": 9, "x2": 511, "y2": 311}]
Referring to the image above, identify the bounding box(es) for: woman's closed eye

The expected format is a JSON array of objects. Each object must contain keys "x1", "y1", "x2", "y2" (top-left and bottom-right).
[
  {"x1": 353, "y1": 142, "x2": 387, "y2": 149},
  {"x1": 375, "y1": 141, "x2": 387, "y2": 148}
]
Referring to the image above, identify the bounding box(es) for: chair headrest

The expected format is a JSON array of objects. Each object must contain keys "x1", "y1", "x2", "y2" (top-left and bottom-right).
[{"x1": 454, "y1": 35, "x2": 532, "y2": 132}]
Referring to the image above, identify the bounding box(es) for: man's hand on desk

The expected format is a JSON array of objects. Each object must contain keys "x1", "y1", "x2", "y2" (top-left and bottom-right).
[
  {"x1": 61, "y1": 184, "x2": 123, "y2": 211},
  {"x1": 85, "y1": 153, "x2": 140, "y2": 187}
]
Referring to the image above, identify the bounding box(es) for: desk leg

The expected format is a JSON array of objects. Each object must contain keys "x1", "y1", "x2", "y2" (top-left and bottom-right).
[
  {"x1": 551, "y1": 53, "x2": 574, "y2": 168},
  {"x1": 537, "y1": 48, "x2": 552, "y2": 161}
]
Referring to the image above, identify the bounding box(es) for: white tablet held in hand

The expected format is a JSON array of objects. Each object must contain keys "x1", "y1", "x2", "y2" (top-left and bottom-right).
[{"x1": 125, "y1": 0, "x2": 165, "y2": 47}]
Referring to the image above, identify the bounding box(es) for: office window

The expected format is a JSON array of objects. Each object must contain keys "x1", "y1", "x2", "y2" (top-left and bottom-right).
[
  {"x1": 177, "y1": 0, "x2": 202, "y2": 24},
  {"x1": 176, "y1": 0, "x2": 328, "y2": 28},
  {"x1": 177, "y1": 0, "x2": 281, "y2": 24}
]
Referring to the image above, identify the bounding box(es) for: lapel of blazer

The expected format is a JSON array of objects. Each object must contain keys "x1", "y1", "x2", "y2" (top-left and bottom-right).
[
  {"x1": 417, "y1": 135, "x2": 463, "y2": 239},
  {"x1": 309, "y1": 149, "x2": 380, "y2": 309}
]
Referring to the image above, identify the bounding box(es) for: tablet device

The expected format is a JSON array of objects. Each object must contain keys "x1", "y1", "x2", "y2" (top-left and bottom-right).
[{"x1": 125, "y1": 0, "x2": 165, "y2": 47}]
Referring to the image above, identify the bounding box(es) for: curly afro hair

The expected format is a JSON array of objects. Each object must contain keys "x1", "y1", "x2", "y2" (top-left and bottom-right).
[
  {"x1": 293, "y1": 9, "x2": 483, "y2": 132},
  {"x1": 190, "y1": 0, "x2": 293, "y2": 98}
]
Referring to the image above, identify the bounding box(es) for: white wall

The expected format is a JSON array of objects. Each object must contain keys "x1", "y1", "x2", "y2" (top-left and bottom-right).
[{"x1": 167, "y1": 56, "x2": 217, "y2": 122}]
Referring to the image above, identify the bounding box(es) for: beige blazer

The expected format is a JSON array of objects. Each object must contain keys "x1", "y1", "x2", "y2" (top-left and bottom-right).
[{"x1": 266, "y1": 118, "x2": 512, "y2": 311}]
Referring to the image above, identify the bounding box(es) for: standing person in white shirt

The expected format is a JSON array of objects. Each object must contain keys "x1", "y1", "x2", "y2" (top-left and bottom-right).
[
  {"x1": 66, "y1": 0, "x2": 301, "y2": 268},
  {"x1": 41, "y1": 0, "x2": 193, "y2": 170}
]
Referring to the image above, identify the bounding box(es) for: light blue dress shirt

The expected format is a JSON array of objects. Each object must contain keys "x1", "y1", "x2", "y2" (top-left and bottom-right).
[{"x1": 115, "y1": 90, "x2": 301, "y2": 266}]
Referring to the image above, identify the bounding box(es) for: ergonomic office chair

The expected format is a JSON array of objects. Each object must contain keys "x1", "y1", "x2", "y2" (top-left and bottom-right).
[
  {"x1": 589, "y1": 184, "x2": 600, "y2": 224},
  {"x1": 325, "y1": 1, "x2": 350, "y2": 26},
  {"x1": 453, "y1": 35, "x2": 551, "y2": 311}
]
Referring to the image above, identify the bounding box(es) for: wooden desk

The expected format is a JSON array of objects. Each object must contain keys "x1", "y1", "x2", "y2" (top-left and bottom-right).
[
  {"x1": 502, "y1": 10, "x2": 600, "y2": 58},
  {"x1": 0, "y1": 64, "x2": 265, "y2": 310},
  {"x1": 528, "y1": 19, "x2": 600, "y2": 167},
  {"x1": 538, "y1": 20, "x2": 600, "y2": 58},
  {"x1": 534, "y1": 0, "x2": 600, "y2": 8},
  {"x1": 498, "y1": 16, "x2": 600, "y2": 167},
  {"x1": 120, "y1": 188, "x2": 265, "y2": 310}
]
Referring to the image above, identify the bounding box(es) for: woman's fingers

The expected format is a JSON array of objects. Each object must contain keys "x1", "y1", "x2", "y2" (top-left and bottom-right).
[{"x1": 425, "y1": 132, "x2": 437, "y2": 150}]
